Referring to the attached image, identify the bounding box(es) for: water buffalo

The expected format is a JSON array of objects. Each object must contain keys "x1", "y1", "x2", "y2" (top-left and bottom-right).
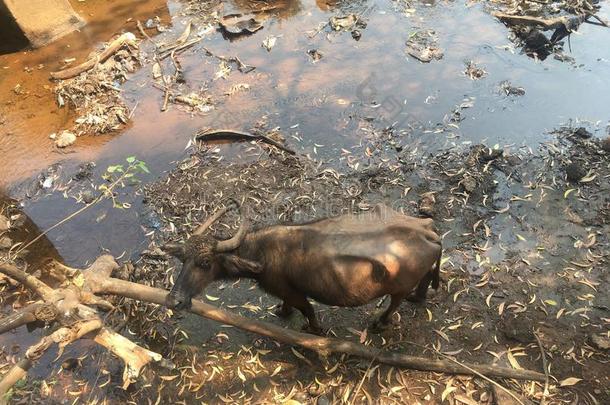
[{"x1": 163, "y1": 202, "x2": 442, "y2": 332}]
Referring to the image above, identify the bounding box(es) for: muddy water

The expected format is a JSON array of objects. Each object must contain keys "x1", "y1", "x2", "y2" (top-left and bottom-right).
[
  {"x1": 1, "y1": 1, "x2": 610, "y2": 266},
  {"x1": 0, "y1": 0, "x2": 605, "y2": 294}
]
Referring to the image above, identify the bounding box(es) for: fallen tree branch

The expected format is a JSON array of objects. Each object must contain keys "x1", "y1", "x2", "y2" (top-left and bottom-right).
[
  {"x1": 534, "y1": 331, "x2": 550, "y2": 405},
  {"x1": 93, "y1": 327, "x2": 170, "y2": 389},
  {"x1": 50, "y1": 32, "x2": 137, "y2": 80},
  {"x1": 93, "y1": 274, "x2": 545, "y2": 381},
  {"x1": 0, "y1": 302, "x2": 56, "y2": 334},
  {"x1": 26, "y1": 319, "x2": 102, "y2": 360},
  {"x1": 0, "y1": 254, "x2": 545, "y2": 399},
  {"x1": 0, "y1": 256, "x2": 171, "y2": 394},
  {"x1": 492, "y1": 12, "x2": 574, "y2": 30},
  {"x1": 201, "y1": 47, "x2": 256, "y2": 73},
  {"x1": 0, "y1": 359, "x2": 31, "y2": 403},
  {"x1": 196, "y1": 129, "x2": 296, "y2": 155},
  {"x1": 0, "y1": 263, "x2": 53, "y2": 301},
  {"x1": 0, "y1": 319, "x2": 102, "y2": 401}
]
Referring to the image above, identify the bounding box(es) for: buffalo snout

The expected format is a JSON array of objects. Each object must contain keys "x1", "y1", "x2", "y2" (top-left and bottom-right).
[{"x1": 165, "y1": 291, "x2": 192, "y2": 310}]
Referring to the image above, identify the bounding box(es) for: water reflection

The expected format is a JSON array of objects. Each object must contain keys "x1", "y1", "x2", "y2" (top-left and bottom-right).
[
  {"x1": 227, "y1": 0, "x2": 303, "y2": 19},
  {"x1": 0, "y1": 192, "x2": 61, "y2": 267}
]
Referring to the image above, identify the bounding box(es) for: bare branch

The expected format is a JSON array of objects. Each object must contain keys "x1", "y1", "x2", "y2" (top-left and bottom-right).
[
  {"x1": 93, "y1": 328, "x2": 169, "y2": 389},
  {"x1": 26, "y1": 319, "x2": 102, "y2": 360},
  {"x1": 0, "y1": 263, "x2": 53, "y2": 301},
  {"x1": 0, "y1": 302, "x2": 56, "y2": 334},
  {"x1": 0, "y1": 359, "x2": 32, "y2": 401},
  {"x1": 95, "y1": 277, "x2": 546, "y2": 381}
]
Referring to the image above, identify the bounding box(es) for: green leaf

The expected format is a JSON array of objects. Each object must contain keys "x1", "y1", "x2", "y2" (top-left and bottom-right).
[
  {"x1": 138, "y1": 162, "x2": 150, "y2": 174},
  {"x1": 107, "y1": 165, "x2": 124, "y2": 173},
  {"x1": 126, "y1": 156, "x2": 136, "y2": 163}
]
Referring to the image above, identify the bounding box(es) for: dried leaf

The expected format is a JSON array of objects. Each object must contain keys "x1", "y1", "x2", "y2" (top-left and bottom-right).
[
  {"x1": 507, "y1": 350, "x2": 522, "y2": 370},
  {"x1": 560, "y1": 377, "x2": 582, "y2": 386},
  {"x1": 441, "y1": 381, "x2": 456, "y2": 401}
]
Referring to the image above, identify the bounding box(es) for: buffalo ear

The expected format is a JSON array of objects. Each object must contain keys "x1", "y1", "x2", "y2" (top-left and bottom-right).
[
  {"x1": 219, "y1": 254, "x2": 263, "y2": 275},
  {"x1": 162, "y1": 243, "x2": 186, "y2": 260}
]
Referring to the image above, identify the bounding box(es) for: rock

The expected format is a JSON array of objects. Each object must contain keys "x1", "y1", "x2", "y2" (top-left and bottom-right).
[
  {"x1": 351, "y1": 30, "x2": 361, "y2": 40},
  {"x1": 55, "y1": 130, "x2": 77, "y2": 148},
  {"x1": 590, "y1": 333, "x2": 610, "y2": 350},
  {"x1": 81, "y1": 190, "x2": 95, "y2": 204},
  {"x1": 418, "y1": 192, "x2": 436, "y2": 217},
  {"x1": 565, "y1": 162, "x2": 586, "y2": 182},
  {"x1": 601, "y1": 137, "x2": 610, "y2": 152},
  {"x1": 317, "y1": 395, "x2": 330, "y2": 405},
  {"x1": 573, "y1": 127, "x2": 592, "y2": 139},
  {"x1": 0, "y1": 236, "x2": 13, "y2": 250},
  {"x1": 0, "y1": 214, "x2": 9, "y2": 232}
]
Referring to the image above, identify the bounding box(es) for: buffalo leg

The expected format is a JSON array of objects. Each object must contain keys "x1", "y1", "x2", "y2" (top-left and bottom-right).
[
  {"x1": 288, "y1": 295, "x2": 322, "y2": 333},
  {"x1": 407, "y1": 272, "x2": 433, "y2": 303},
  {"x1": 378, "y1": 293, "x2": 407, "y2": 326},
  {"x1": 274, "y1": 301, "x2": 294, "y2": 318}
]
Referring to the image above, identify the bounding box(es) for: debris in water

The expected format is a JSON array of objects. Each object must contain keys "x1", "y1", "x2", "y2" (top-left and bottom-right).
[
  {"x1": 262, "y1": 35, "x2": 278, "y2": 52},
  {"x1": 307, "y1": 49, "x2": 323, "y2": 62},
  {"x1": 500, "y1": 81, "x2": 526, "y2": 96},
  {"x1": 406, "y1": 30, "x2": 443, "y2": 63},
  {"x1": 196, "y1": 129, "x2": 295, "y2": 155},
  {"x1": 464, "y1": 61, "x2": 486, "y2": 80},
  {"x1": 53, "y1": 33, "x2": 139, "y2": 135},
  {"x1": 220, "y1": 13, "x2": 266, "y2": 35},
  {"x1": 174, "y1": 93, "x2": 213, "y2": 112},
  {"x1": 329, "y1": 14, "x2": 357, "y2": 31}
]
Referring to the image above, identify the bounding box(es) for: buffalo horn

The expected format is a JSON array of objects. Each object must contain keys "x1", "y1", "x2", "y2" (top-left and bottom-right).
[{"x1": 193, "y1": 199, "x2": 239, "y2": 235}]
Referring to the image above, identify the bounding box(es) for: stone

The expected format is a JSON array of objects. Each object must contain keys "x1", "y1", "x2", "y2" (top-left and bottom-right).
[{"x1": 55, "y1": 130, "x2": 76, "y2": 148}]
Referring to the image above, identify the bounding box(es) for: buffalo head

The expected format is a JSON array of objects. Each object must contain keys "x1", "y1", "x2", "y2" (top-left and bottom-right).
[{"x1": 163, "y1": 200, "x2": 248, "y2": 310}]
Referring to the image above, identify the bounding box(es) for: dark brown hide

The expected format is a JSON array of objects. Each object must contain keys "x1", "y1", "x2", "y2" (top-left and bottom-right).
[{"x1": 166, "y1": 204, "x2": 442, "y2": 330}]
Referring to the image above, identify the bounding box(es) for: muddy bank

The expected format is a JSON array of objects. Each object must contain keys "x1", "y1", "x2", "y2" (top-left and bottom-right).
[
  {"x1": 136, "y1": 121, "x2": 609, "y2": 404},
  {"x1": 3, "y1": 122, "x2": 599, "y2": 403}
]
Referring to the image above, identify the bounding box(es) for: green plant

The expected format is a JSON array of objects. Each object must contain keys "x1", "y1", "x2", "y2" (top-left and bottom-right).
[
  {"x1": 4, "y1": 156, "x2": 151, "y2": 260},
  {"x1": 99, "y1": 156, "x2": 150, "y2": 209}
]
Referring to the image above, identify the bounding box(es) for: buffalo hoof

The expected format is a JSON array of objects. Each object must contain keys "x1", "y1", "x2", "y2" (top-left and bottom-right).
[
  {"x1": 406, "y1": 293, "x2": 426, "y2": 304},
  {"x1": 302, "y1": 323, "x2": 324, "y2": 336},
  {"x1": 370, "y1": 314, "x2": 399, "y2": 332},
  {"x1": 370, "y1": 319, "x2": 391, "y2": 332},
  {"x1": 274, "y1": 303, "x2": 294, "y2": 318}
]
